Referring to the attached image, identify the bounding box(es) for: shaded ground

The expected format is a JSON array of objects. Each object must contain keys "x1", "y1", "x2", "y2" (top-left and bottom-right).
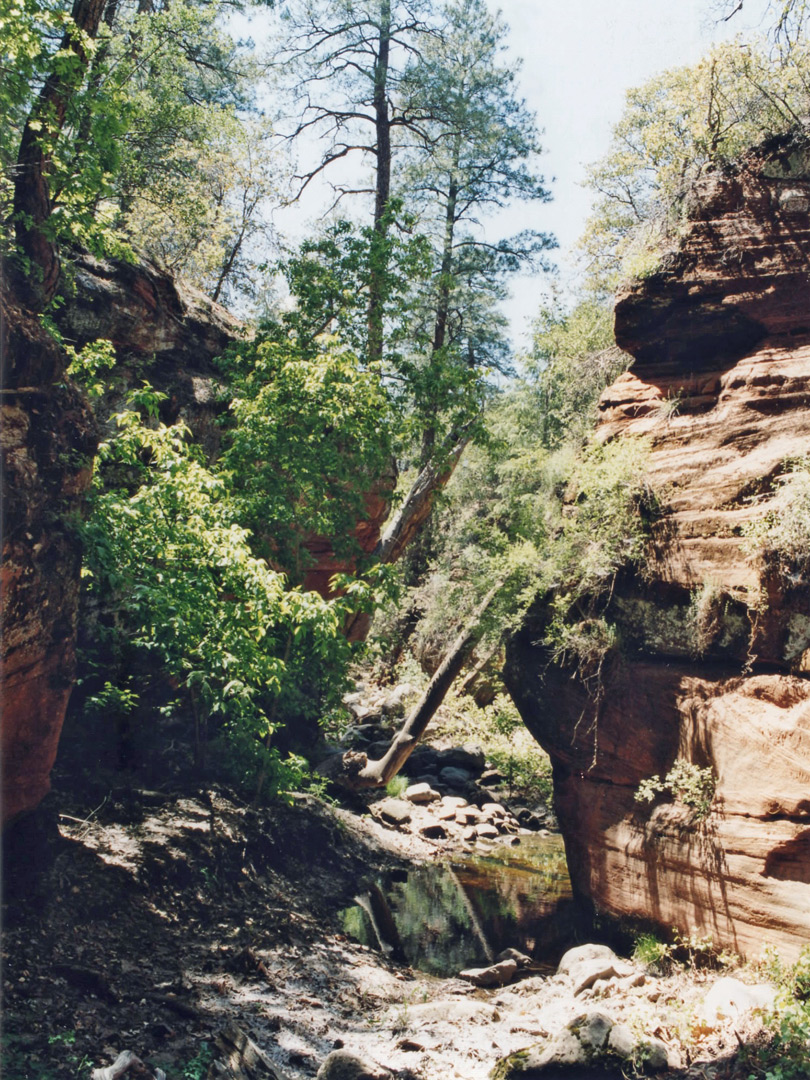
[{"x1": 1, "y1": 781, "x2": 776, "y2": 1080}]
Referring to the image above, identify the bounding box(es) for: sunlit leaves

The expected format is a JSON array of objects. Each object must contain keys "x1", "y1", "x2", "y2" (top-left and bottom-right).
[
  {"x1": 83, "y1": 385, "x2": 360, "y2": 758},
  {"x1": 581, "y1": 37, "x2": 810, "y2": 292},
  {"x1": 219, "y1": 333, "x2": 395, "y2": 571}
]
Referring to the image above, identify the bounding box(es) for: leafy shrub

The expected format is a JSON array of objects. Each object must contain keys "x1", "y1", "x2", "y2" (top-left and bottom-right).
[
  {"x1": 632, "y1": 932, "x2": 672, "y2": 969},
  {"x1": 635, "y1": 760, "x2": 716, "y2": 820},
  {"x1": 487, "y1": 746, "x2": 553, "y2": 805},
  {"x1": 217, "y1": 335, "x2": 395, "y2": 576},
  {"x1": 749, "y1": 945, "x2": 810, "y2": 1080},
  {"x1": 182, "y1": 1041, "x2": 215, "y2": 1080},
  {"x1": 744, "y1": 457, "x2": 810, "y2": 582},
  {"x1": 78, "y1": 382, "x2": 368, "y2": 791},
  {"x1": 434, "y1": 691, "x2": 553, "y2": 808}
]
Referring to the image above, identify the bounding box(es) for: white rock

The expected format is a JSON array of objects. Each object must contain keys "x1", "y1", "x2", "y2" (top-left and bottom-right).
[
  {"x1": 556, "y1": 943, "x2": 635, "y2": 995},
  {"x1": 701, "y1": 976, "x2": 777, "y2": 1027},
  {"x1": 608, "y1": 1023, "x2": 636, "y2": 1058},
  {"x1": 557, "y1": 943, "x2": 618, "y2": 976},
  {"x1": 405, "y1": 782, "x2": 440, "y2": 804},
  {"x1": 440, "y1": 795, "x2": 468, "y2": 809}
]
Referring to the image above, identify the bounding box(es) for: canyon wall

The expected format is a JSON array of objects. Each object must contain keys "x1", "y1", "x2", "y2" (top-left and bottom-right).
[
  {"x1": 1, "y1": 284, "x2": 98, "y2": 826},
  {"x1": 505, "y1": 131, "x2": 810, "y2": 961},
  {"x1": 2, "y1": 253, "x2": 396, "y2": 824},
  {"x1": 1, "y1": 254, "x2": 241, "y2": 826}
]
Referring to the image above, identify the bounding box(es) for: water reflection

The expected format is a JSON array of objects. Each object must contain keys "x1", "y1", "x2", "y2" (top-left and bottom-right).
[{"x1": 342, "y1": 834, "x2": 576, "y2": 976}]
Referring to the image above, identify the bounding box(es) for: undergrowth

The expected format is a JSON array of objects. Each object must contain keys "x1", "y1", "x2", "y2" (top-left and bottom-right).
[
  {"x1": 747, "y1": 945, "x2": 810, "y2": 1080},
  {"x1": 432, "y1": 690, "x2": 553, "y2": 808}
]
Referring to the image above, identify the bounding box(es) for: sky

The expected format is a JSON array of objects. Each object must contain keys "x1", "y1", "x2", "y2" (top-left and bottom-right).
[
  {"x1": 491, "y1": 0, "x2": 773, "y2": 345},
  {"x1": 256, "y1": 0, "x2": 775, "y2": 349}
]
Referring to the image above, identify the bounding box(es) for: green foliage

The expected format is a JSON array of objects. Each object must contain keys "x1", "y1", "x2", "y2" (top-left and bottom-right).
[
  {"x1": 635, "y1": 760, "x2": 716, "y2": 820},
  {"x1": 487, "y1": 746, "x2": 553, "y2": 806},
  {"x1": 2, "y1": 0, "x2": 275, "y2": 300},
  {"x1": 744, "y1": 457, "x2": 810, "y2": 581},
  {"x1": 182, "y1": 1042, "x2": 214, "y2": 1080},
  {"x1": 385, "y1": 774, "x2": 409, "y2": 798},
  {"x1": 432, "y1": 690, "x2": 553, "y2": 808},
  {"x1": 526, "y1": 296, "x2": 622, "y2": 449},
  {"x1": 748, "y1": 946, "x2": 810, "y2": 1080},
  {"x1": 218, "y1": 333, "x2": 396, "y2": 575},
  {"x1": 632, "y1": 932, "x2": 672, "y2": 969},
  {"x1": 540, "y1": 437, "x2": 654, "y2": 683},
  {"x1": 79, "y1": 382, "x2": 361, "y2": 788},
  {"x1": 64, "y1": 337, "x2": 117, "y2": 399},
  {"x1": 581, "y1": 37, "x2": 810, "y2": 292}
]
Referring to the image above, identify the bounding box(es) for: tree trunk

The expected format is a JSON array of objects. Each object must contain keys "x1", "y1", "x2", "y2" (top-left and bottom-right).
[
  {"x1": 13, "y1": 0, "x2": 107, "y2": 309},
  {"x1": 331, "y1": 582, "x2": 501, "y2": 788},
  {"x1": 366, "y1": 0, "x2": 392, "y2": 366},
  {"x1": 420, "y1": 141, "x2": 460, "y2": 468},
  {"x1": 343, "y1": 430, "x2": 470, "y2": 643}
]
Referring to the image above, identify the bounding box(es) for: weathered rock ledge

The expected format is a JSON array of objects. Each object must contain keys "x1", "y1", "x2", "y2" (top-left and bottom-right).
[{"x1": 505, "y1": 130, "x2": 810, "y2": 961}]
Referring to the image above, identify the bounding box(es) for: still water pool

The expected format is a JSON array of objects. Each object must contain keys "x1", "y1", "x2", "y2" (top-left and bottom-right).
[{"x1": 342, "y1": 834, "x2": 577, "y2": 976}]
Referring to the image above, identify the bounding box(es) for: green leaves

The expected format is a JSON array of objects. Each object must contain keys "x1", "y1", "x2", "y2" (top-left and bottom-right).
[
  {"x1": 81, "y1": 382, "x2": 363, "y2": 789},
  {"x1": 580, "y1": 37, "x2": 810, "y2": 292},
  {"x1": 219, "y1": 332, "x2": 395, "y2": 574}
]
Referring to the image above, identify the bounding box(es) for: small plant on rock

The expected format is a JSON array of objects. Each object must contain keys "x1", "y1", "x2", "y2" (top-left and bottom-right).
[
  {"x1": 635, "y1": 759, "x2": 716, "y2": 820},
  {"x1": 385, "y1": 775, "x2": 409, "y2": 798}
]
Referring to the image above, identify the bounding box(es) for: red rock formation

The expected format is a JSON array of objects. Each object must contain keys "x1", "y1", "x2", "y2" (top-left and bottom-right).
[
  {"x1": 61, "y1": 252, "x2": 395, "y2": 594},
  {"x1": 1, "y1": 285, "x2": 98, "y2": 826},
  {"x1": 505, "y1": 131, "x2": 810, "y2": 961}
]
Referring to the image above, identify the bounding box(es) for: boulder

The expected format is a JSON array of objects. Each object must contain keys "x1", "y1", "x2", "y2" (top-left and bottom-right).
[
  {"x1": 557, "y1": 944, "x2": 633, "y2": 995},
  {"x1": 380, "y1": 684, "x2": 415, "y2": 718},
  {"x1": 438, "y1": 745, "x2": 486, "y2": 773},
  {"x1": 572, "y1": 1010, "x2": 614, "y2": 1051},
  {"x1": 373, "y1": 799, "x2": 412, "y2": 827},
  {"x1": 316, "y1": 1050, "x2": 388, "y2": 1080},
  {"x1": 439, "y1": 766, "x2": 473, "y2": 789},
  {"x1": 700, "y1": 976, "x2": 777, "y2": 1027},
  {"x1": 607, "y1": 1023, "x2": 635, "y2": 1058},
  {"x1": 495, "y1": 948, "x2": 533, "y2": 968},
  {"x1": 459, "y1": 959, "x2": 518, "y2": 988},
  {"x1": 637, "y1": 1038, "x2": 669, "y2": 1071},
  {"x1": 405, "y1": 783, "x2": 440, "y2": 804},
  {"x1": 475, "y1": 823, "x2": 500, "y2": 840}
]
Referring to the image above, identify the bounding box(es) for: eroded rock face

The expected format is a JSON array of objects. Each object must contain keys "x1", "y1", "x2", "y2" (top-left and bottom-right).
[
  {"x1": 60, "y1": 253, "x2": 393, "y2": 600},
  {"x1": 1, "y1": 284, "x2": 98, "y2": 826},
  {"x1": 505, "y1": 130, "x2": 810, "y2": 961}
]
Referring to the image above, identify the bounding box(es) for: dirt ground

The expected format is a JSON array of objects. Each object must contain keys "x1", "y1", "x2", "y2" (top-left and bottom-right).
[{"x1": 1, "y1": 779, "x2": 773, "y2": 1080}]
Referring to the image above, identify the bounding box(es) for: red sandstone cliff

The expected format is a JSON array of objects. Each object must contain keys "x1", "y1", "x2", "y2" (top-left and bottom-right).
[
  {"x1": 1, "y1": 283, "x2": 98, "y2": 826},
  {"x1": 2, "y1": 253, "x2": 396, "y2": 823},
  {"x1": 505, "y1": 131, "x2": 810, "y2": 962}
]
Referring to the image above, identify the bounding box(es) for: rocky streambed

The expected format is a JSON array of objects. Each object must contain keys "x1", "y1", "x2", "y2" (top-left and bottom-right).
[{"x1": 2, "y1": 775, "x2": 782, "y2": 1080}]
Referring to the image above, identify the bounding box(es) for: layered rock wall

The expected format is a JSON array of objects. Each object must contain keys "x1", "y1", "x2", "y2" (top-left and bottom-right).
[
  {"x1": 505, "y1": 131, "x2": 810, "y2": 961},
  {"x1": 1, "y1": 286, "x2": 98, "y2": 826}
]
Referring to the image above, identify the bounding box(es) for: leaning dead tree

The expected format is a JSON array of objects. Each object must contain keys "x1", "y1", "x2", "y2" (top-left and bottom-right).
[{"x1": 325, "y1": 581, "x2": 502, "y2": 789}]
